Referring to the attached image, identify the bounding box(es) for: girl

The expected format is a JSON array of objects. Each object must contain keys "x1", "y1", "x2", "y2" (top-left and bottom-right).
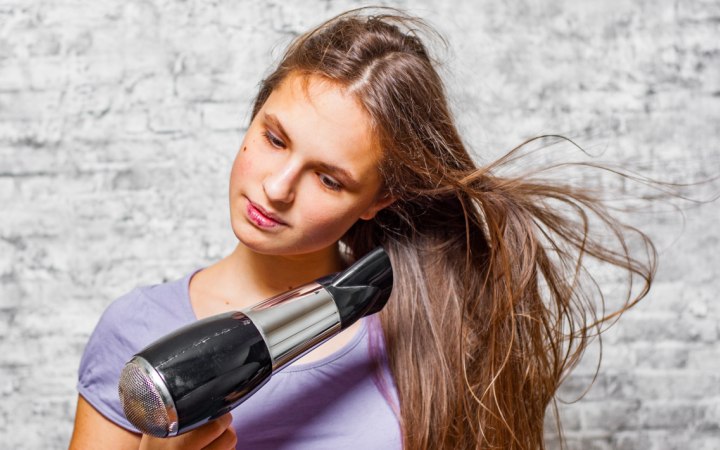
[{"x1": 70, "y1": 7, "x2": 656, "y2": 450}]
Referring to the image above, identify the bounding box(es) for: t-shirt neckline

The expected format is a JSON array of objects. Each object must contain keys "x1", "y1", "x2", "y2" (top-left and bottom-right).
[{"x1": 180, "y1": 268, "x2": 368, "y2": 371}]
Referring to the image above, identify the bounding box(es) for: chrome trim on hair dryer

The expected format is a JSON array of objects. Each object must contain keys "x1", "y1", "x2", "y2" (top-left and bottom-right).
[{"x1": 242, "y1": 282, "x2": 341, "y2": 371}]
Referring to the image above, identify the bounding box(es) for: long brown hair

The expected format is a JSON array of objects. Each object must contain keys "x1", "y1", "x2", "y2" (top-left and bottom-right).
[{"x1": 250, "y1": 7, "x2": 656, "y2": 449}]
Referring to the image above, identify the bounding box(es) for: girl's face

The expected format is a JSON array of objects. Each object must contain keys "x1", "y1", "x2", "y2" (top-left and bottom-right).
[{"x1": 228, "y1": 72, "x2": 393, "y2": 256}]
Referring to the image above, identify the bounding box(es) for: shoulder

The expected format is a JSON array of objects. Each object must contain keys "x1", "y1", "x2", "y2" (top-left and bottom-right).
[
  {"x1": 89, "y1": 273, "x2": 195, "y2": 352},
  {"x1": 77, "y1": 272, "x2": 197, "y2": 430}
]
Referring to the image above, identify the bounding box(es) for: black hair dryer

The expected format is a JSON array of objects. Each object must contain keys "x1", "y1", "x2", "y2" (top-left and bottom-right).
[{"x1": 117, "y1": 247, "x2": 393, "y2": 437}]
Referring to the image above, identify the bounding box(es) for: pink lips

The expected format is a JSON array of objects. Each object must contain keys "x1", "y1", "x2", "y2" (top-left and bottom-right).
[{"x1": 245, "y1": 198, "x2": 287, "y2": 229}]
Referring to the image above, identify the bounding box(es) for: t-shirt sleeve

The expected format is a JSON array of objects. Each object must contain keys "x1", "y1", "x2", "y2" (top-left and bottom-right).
[{"x1": 77, "y1": 288, "x2": 150, "y2": 432}]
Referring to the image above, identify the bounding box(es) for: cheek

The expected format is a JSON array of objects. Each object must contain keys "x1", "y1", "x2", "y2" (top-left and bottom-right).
[
  {"x1": 300, "y1": 199, "x2": 370, "y2": 236},
  {"x1": 238, "y1": 147, "x2": 253, "y2": 172},
  {"x1": 230, "y1": 146, "x2": 253, "y2": 186}
]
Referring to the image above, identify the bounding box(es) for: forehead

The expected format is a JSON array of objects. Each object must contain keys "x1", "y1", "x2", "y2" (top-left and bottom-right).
[{"x1": 260, "y1": 72, "x2": 382, "y2": 175}]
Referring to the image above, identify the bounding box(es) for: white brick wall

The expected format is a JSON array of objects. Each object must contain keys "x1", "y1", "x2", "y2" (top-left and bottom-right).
[{"x1": 1, "y1": 0, "x2": 718, "y2": 448}]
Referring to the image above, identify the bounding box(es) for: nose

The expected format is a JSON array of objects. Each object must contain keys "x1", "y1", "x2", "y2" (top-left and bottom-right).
[{"x1": 262, "y1": 161, "x2": 297, "y2": 204}]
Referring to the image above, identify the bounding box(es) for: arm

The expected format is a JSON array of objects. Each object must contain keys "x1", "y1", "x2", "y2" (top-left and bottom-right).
[
  {"x1": 69, "y1": 395, "x2": 140, "y2": 450},
  {"x1": 69, "y1": 395, "x2": 237, "y2": 450}
]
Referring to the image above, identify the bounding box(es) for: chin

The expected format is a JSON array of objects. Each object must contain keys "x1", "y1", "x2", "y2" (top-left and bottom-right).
[
  {"x1": 232, "y1": 225, "x2": 293, "y2": 255},
  {"x1": 236, "y1": 231, "x2": 334, "y2": 258},
  {"x1": 232, "y1": 227, "x2": 278, "y2": 255}
]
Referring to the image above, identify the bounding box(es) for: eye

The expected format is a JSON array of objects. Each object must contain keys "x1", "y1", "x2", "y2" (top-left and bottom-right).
[
  {"x1": 318, "y1": 173, "x2": 342, "y2": 191},
  {"x1": 262, "y1": 130, "x2": 286, "y2": 149}
]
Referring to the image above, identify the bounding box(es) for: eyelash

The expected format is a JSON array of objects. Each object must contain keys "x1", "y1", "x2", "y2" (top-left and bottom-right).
[
  {"x1": 318, "y1": 174, "x2": 342, "y2": 191},
  {"x1": 262, "y1": 130, "x2": 285, "y2": 149},
  {"x1": 261, "y1": 129, "x2": 343, "y2": 192}
]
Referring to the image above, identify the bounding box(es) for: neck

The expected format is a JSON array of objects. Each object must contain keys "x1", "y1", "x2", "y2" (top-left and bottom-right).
[{"x1": 222, "y1": 243, "x2": 345, "y2": 302}]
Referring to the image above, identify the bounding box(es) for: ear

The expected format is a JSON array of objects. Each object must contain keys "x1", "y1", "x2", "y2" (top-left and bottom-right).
[{"x1": 359, "y1": 193, "x2": 396, "y2": 221}]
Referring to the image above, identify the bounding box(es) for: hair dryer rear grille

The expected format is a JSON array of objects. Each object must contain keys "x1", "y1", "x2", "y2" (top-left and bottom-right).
[{"x1": 118, "y1": 361, "x2": 171, "y2": 437}]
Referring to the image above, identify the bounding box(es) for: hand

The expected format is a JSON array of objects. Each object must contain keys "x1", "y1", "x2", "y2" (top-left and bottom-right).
[{"x1": 139, "y1": 414, "x2": 237, "y2": 450}]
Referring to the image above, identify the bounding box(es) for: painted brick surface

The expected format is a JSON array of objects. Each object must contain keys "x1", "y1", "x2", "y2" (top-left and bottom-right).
[{"x1": 1, "y1": 0, "x2": 718, "y2": 448}]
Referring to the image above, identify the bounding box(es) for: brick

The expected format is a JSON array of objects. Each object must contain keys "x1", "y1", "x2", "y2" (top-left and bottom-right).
[
  {"x1": 127, "y1": 75, "x2": 174, "y2": 105},
  {"x1": 633, "y1": 342, "x2": 690, "y2": 370},
  {"x1": 147, "y1": 105, "x2": 201, "y2": 133},
  {"x1": 201, "y1": 102, "x2": 243, "y2": 130},
  {"x1": 26, "y1": 57, "x2": 70, "y2": 90},
  {"x1": 581, "y1": 400, "x2": 641, "y2": 432},
  {"x1": 0, "y1": 177, "x2": 14, "y2": 199},
  {"x1": 612, "y1": 315, "x2": 719, "y2": 343},
  {"x1": 121, "y1": 108, "x2": 148, "y2": 133},
  {"x1": 639, "y1": 401, "x2": 698, "y2": 429},
  {"x1": 631, "y1": 372, "x2": 720, "y2": 400},
  {"x1": 175, "y1": 74, "x2": 215, "y2": 101},
  {"x1": 687, "y1": 346, "x2": 720, "y2": 371},
  {"x1": 0, "y1": 62, "x2": 27, "y2": 91}
]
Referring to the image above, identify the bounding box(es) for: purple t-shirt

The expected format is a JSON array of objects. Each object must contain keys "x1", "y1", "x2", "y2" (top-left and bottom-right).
[{"x1": 77, "y1": 271, "x2": 402, "y2": 449}]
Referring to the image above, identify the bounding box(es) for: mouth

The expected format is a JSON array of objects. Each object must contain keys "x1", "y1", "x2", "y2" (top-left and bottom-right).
[{"x1": 245, "y1": 198, "x2": 288, "y2": 229}]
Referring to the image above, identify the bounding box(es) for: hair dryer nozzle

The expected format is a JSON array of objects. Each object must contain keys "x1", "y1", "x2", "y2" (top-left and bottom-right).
[
  {"x1": 119, "y1": 356, "x2": 178, "y2": 437},
  {"x1": 320, "y1": 247, "x2": 394, "y2": 328}
]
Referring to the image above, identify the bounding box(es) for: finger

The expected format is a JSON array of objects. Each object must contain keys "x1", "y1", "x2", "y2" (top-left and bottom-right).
[
  {"x1": 214, "y1": 413, "x2": 233, "y2": 430},
  {"x1": 139, "y1": 414, "x2": 235, "y2": 450},
  {"x1": 202, "y1": 427, "x2": 237, "y2": 450},
  {"x1": 186, "y1": 414, "x2": 234, "y2": 449}
]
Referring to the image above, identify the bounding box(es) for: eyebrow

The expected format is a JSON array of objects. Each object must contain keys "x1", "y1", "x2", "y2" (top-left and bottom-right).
[
  {"x1": 318, "y1": 162, "x2": 360, "y2": 189},
  {"x1": 263, "y1": 113, "x2": 292, "y2": 144},
  {"x1": 263, "y1": 112, "x2": 361, "y2": 190}
]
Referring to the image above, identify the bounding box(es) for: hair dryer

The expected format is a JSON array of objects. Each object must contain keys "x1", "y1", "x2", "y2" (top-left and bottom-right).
[{"x1": 117, "y1": 247, "x2": 393, "y2": 437}]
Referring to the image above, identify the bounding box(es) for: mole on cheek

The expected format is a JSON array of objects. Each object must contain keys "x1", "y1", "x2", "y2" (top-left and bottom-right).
[{"x1": 243, "y1": 146, "x2": 247, "y2": 152}]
